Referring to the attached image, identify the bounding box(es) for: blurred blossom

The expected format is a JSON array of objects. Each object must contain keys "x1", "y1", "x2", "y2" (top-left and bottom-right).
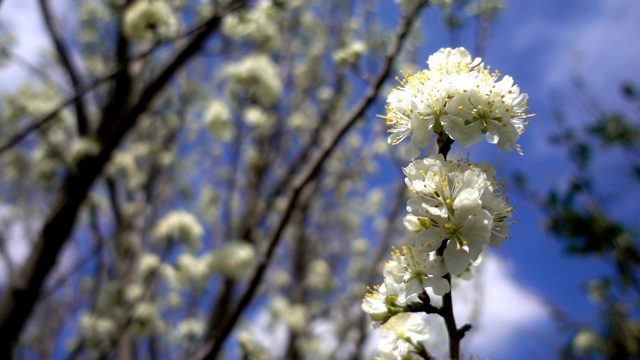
[
  {"x1": 244, "y1": 106, "x2": 276, "y2": 137},
  {"x1": 105, "y1": 150, "x2": 145, "y2": 189},
  {"x1": 572, "y1": 329, "x2": 603, "y2": 355},
  {"x1": 77, "y1": 313, "x2": 116, "y2": 352},
  {"x1": 124, "y1": 283, "x2": 145, "y2": 302},
  {"x1": 166, "y1": 292, "x2": 182, "y2": 308},
  {"x1": 270, "y1": 269, "x2": 292, "y2": 289},
  {"x1": 287, "y1": 107, "x2": 319, "y2": 131},
  {"x1": 304, "y1": 259, "x2": 335, "y2": 292},
  {"x1": 138, "y1": 252, "x2": 162, "y2": 281},
  {"x1": 152, "y1": 210, "x2": 204, "y2": 251},
  {"x1": 224, "y1": 54, "x2": 283, "y2": 107},
  {"x1": 160, "y1": 263, "x2": 180, "y2": 288},
  {"x1": 210, "y1": 240, "x2": 256, "y2": 281},
  {"x1": 377, "y1": 314, "x2": 429, "y2": 359},
  {"x1": 333, "y1": 41, "x2": 367, "y2": 65},
  {"x1": 175, "y1": 318, "x2": 206, "y2": 340},
  {"x1": 123, "y1": 0, "x2": 178, "y2": 40},
  {"x1": 237, "y1": 331, "x2": 271, "y2": 360},
  {"x1": 204, "y1": 100, "x2": 235, "y2": 141},
  {"x1": 176, "y1": 252, "x2": 213, "y2": 286},
  {"x1": 351, "y1": 238, "x2": 369, "y2": 256},
  {"x1": 270, "y1": 296, "x2": 308, "y2": 333},
  {"x1": 394, "y1": 0, "x2": 422, "y2": 13},
  {"x1": 132, "y1": 302, "x2": 166, "y2": 334},
  {"x1": 68, "y1": 137, "x2": 100, "y2": 167},
  {"x1": 222, "y1": 0, "x2": 281, "y2": 50},
  {"x1": 296, "y1": 336, "x2": 331, "y2": 359},
  {"x1": 367, "y1": 188, "x2": 385, "y2": 214},
  {"x1": 466, "y1": 0, "x2": 505, "y2": 19}
]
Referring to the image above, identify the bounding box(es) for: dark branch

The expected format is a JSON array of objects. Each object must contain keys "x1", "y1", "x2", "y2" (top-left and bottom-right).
[
  {"x1": 39, "y1": 0, "x2": 90, "y2": 135},
  {"x1": 0, "y1": 4, "x2": 240, "y2": 355}
]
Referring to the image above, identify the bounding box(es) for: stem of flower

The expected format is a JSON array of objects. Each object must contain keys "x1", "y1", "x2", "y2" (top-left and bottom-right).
[
  {"x1": 437, "y1": 134, "x2": 454, "y2": 159},
  {"x1": 441, "y1": 273, "x2": 461, "y2": 360},
  {"x1": 435, "y1": 133, "x2": 468, "y2": 360}
]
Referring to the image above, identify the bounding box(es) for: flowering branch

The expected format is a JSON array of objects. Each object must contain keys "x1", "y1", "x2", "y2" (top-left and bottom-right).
[{"x1": 362, "y1": 45, "x2": 532, "y2": 359}]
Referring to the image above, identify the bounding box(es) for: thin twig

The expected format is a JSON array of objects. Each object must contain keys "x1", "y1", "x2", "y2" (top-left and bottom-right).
[
  {"x1": 39, "y1": 0, "x2": 90, "y2": 135},
  {"x1": 0, "y1": 2, "x2": 244, "y2": 156}
]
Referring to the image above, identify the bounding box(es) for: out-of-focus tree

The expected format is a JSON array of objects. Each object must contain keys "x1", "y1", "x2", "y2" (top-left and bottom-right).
[
  {"x1": 0, "y1": 0, "x2": 507, "y2": 359},
  {"x1": 515, "y1": 82, "x2": 640, "y2": 359}
]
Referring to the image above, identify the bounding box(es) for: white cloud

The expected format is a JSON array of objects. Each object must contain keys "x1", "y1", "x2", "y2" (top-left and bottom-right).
[{"x1": 461, "y1": 254, "x2": 553, "y2": 359}]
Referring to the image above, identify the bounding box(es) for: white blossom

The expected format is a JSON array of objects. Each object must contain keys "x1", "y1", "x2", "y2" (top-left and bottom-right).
[
  {"x1": 237, "y1": 331, "x2": 271, "y2": 360},
  {"x1": 68, "y1": 137, "x2": 100, "y2": 166},
  {"x1": 175, "y1": 318, "x2": 206, "y2": 340},
  {"x1": 333, "y1": 41, "x2": 367, "y2": 65},
  {"x1": 377, "y1": 314, "x2": 429, "y2": 359},
  {"x1": 403, "y1": 154, "x2": 512, "y2": 276},
  {"x1": 123, "y1": 0, "x2": 178, "y2": 40},
  {"x1": 243, "y1": 106, "x2": 276, "y2": 136},
  {"x1": 210, "y1": 240, "x2": 256, "y2": 281},
  {"x1": 138, "y1": 252, "x2": 162, "y2": 281},
  {"x1": 270, "y1": 296, "x2": 308, "y2": 333},
  {"x1": 152, "y1": 210, "x2": 204, "y2": 251},
  {"x1": 204, "y1": 100, "x2": 235, "y2": 141},
  {"x1": 125, "y1": 283, "x2": 145, "y2": 302},
  {"x1": 362, "y1": 246, "x2": 449, "y2": 328},
  {"x1": 175, "y1": 253, "x2": 213, "y2": 286},
  {"x1": 222, "y1": 0, "x2": 281, "y2": 50},
  {"x1": 304, "y1": 259, "x2": 334, "y2": 292},
  {"x1": 223, "y1": 54, "x2": 283, "y2": 107},
  {"x1": 78, "y1": 313, "x2": 116, "y2": 351},
  {"x1": 132, "y1": 302, "x2": 166, "y2": 334},
  {"x1": 384, "y1": 47, "x2": 531, "y2": 158}
]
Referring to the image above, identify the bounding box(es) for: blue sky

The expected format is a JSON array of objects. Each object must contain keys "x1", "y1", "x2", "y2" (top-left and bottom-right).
[
  {"x1": 1, "y1": 0, "x2": 639, "y2": 359},
  {"x1": 453, "y1": 0, "x2": 640, "y2": 357},
  {"x1": 365, "y1": 1, "x2": 640, "y2": 358}
]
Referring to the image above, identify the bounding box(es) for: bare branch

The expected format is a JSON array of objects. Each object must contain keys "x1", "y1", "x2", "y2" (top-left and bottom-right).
[{"x1": 38, "y1": 0, "x2": 90, "y2": 135}]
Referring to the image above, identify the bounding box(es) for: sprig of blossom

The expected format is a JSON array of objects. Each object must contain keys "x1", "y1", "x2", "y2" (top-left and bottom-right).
[
  {"x1": 362, "y1": 246, "x2": 449, "y2": 327},
  {"x1": 403, "y1": 154, "x2": 512, "y2": 276},
  {"x1": 383, "y1": 47, "x2": 531, "y2": 158}
]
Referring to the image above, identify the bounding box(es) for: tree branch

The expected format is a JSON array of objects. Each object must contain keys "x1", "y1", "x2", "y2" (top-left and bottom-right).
[
  {"x1": 0, "y1": 3, "x2": 243, "y2": 355},
  {"x1": 39, "y1": 0, "x2": 90, "y2": 136},
  {"x1": 193, "y1": 4, "x2": 427, "y2": 359}
]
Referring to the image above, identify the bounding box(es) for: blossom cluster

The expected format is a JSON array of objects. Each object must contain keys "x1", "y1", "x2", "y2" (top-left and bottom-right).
[
  {"x1": 384, "y1": 47, "x2": 531, "y2": 159},
  {"x1": 403, "y1": 154, "x2": 512, "y2": 276},
  {"x1": 363, "y1": 46, "x2": 525, "y2": 358},
  {"x1": 362, "y1": 246, "x2": 448, "y2": 327},
  {"x1": 363, "y1": 155, "x2": 511, "y2": 326},
  {"x1": 123, "y1": 0, "x2": 178, "y2": 40}
]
